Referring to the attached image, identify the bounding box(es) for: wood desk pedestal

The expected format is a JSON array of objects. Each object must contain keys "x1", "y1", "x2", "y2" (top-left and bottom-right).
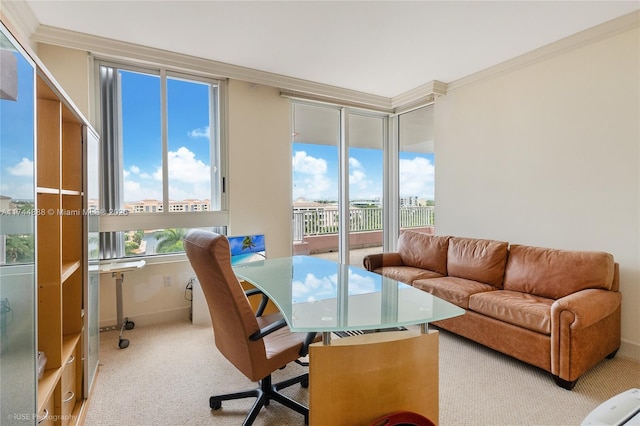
[{"x1": 309, "y1": 330, "x2": 439, "y2": 426}]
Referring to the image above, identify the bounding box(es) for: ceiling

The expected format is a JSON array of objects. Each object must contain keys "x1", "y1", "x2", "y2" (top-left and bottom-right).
[{"x1": 20, "y1": 1, "x2": 640, "y2": 98}]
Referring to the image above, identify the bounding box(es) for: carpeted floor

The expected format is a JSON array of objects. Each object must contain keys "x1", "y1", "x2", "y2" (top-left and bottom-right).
[{"x1": 83, "y1": 320, "x2": 640, "y2": 426}]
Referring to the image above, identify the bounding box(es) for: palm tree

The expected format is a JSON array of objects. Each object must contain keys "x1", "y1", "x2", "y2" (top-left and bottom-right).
[
  {"x1": 241, "y1": 235, "x2": 265, "y2": 258},
  {"x1": 155, "y1": 228, "x2": 186, "y2": 254}
]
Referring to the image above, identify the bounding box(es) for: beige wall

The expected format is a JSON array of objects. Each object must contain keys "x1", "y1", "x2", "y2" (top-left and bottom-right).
[
  {"x1": 434, "y1": 27, "x2": 640, "y2": 357},
  {"x1": 37, "y1": 44, "x2": 90, "y2": 119},
  {"x1": 227, "y1": 80, "x2": 293, "y2": 258}
]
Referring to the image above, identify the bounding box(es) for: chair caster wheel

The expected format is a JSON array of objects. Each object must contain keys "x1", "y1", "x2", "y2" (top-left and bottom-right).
[
  {"x1": 210, "y1": 400, "x2": 222, "y2": 410},
  {"x1": 125, "y1": 320, "x2": 135, "y2": 330},
  {"x1": 119, "y1": 338, "x2": 129, "y2": 349}
]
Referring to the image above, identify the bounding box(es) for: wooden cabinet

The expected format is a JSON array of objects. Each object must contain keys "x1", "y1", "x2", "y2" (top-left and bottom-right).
[
  {"x1": 0, "y1": 17, "x2": 98, "y2": 425},
  {"x1": 35, "y1": 76, "x2": 90, "y2": 425}
]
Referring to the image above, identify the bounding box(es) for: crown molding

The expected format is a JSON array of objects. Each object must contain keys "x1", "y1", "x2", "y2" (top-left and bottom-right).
[
  {"x1": 391, "y1": 80, "x2": 447, "y2": 109},
  {"x1": 447, "y1": 10, "x2": 639, "y2": 94},
  {"x1": 0, "y1": 0, "x2": 40, "y2": 50},
  {"x1": 31, "y1": 25, "x2": 394, "y2": 111}
]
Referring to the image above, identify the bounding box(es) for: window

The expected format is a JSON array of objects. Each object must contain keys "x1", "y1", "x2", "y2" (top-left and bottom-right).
[
  {"x1": 98, "y1": 62, "x2": 228, "y2": 258},
  {"x1": 398, "y1": 105, "x2": 435, "y2": 233},
  {"x1": 292, "y1": 101, "x2": 435, "y2": 261}
]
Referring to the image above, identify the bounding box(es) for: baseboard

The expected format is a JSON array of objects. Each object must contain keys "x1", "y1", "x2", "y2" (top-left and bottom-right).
[
  {"x1": 99, "y1": 307, "x2": 190, "y2": 330},
  {"x1": 619, "y1": 339, "x2": 640, "y2": 361}
]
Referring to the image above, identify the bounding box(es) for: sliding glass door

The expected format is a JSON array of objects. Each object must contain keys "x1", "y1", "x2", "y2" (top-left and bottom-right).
[
  {"x1": 292, "y1": 103, "x2": 341, "y2": 258},
  {"x1": 346, "y1": 112, "x2": 385, "y2": 265},
  {"x1": 292, "y1": 103, "x2": 386, "y2": 265}
]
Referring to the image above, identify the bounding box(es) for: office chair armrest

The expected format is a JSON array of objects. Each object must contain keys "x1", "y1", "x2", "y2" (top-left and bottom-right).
[
  {"x1": 249, "y1": 318, "x2": 287, "y2": 341},
  {"x1": 245, "y1": 287, "x2": 269, "y2": 317}
]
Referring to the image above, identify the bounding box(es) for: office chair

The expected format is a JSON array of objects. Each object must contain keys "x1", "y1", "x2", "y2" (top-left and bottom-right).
[{"x1": 183, "y1": 229, "x2": 317, "y2": 425}]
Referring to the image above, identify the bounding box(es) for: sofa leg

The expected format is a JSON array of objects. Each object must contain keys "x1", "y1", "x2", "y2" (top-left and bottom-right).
[
  {"x1": 553, "y1": 376, "x2": 577, "y2": 390},
  {"x1": 606, "y1": 349, "x2": 619, "y2": 359}
]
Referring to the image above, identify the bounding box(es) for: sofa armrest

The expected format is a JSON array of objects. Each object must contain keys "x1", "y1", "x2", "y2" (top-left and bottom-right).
[
  {"x1": 550, "y1": 288, "x2": 621, "y2": 383},
  {"x1": 363, "y1": 252, "x2": 403, "y2": 271},
  {"x1": 551, "y1": 288, "x2": 621, "y2": 329}
]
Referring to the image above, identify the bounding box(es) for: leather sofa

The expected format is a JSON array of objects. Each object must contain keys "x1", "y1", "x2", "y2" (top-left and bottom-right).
[{"x1": 363, "y1": 230, "x2": 621, "y2": 389}]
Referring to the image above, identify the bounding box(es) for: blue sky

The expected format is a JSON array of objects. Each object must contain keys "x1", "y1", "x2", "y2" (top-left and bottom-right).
[
  {"x1": 292, "y1": 143, "x2": 435, "y2": 202},
  {"x1": 120, "y1": 70, "x2": 212, "y2": 203},
  {"x1": 0, "y1": 51, "x2": 35, "y2": 200},
  {"x1": 291, "y1": 257, "x2": 379, "y2": 303}
]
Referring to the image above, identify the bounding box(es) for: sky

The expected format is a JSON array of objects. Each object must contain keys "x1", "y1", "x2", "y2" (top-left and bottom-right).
[
  {"x1": 120, "y1": 70, "x2": 212, "y2": 203},
  {"x1": 0, "y1": 50, "x2": 35, "y2": 201},
  {"x1": 291, "y1": 256, "x2": 379, "y2": 303}
]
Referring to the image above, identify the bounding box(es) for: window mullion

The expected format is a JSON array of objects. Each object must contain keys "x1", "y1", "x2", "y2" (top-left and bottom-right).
[{"x1": 160, "y1": 69, "x2": 169, "y2": 213}]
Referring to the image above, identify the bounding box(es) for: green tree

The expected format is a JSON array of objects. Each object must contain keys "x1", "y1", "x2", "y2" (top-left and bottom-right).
[
  {"x1": 4, "y1": 234, "x2": 35, "y2": 264},
  {"x1": 155, "y1": 228, "x2": 186, "y2": 253}
]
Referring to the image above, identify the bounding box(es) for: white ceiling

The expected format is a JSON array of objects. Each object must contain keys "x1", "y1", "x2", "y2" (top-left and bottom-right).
[{"x1": 21, "y1": 0, "x2": 640, "y2": 98}]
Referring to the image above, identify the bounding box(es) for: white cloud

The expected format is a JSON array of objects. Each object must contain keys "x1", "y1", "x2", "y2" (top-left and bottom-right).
[
  {"x1": 293, "y1": 151, "x2": 327, "y2": 174},
  {"x1": 347, "y1": 269, "x2": 377, "y2": 294},
  {"x1": 349, "y1": 157, "x2": 362, "y2": 169},
  {"x1": 188, "y1": 126, "x2": 210, "y2": 138},
  {"x1": 399, "y1": 156, "x2": 435, "y2": 199},
  {"x1": 292, "y1": 272, "x2": 337, "y2": 302},
  {"x1": 122, "y1": 179, "x2": 162, "y2": 203},
  {"x1": 292, "y1": 151, "x2": 333, "y2": 200},
  {"x1": 8, "y1": 158, "x2": 33, "y2": 176},
  {"x1": 153, "y1": 146, "x2": 210, "y2": 184},
  {"x1": 123, "y1": 147, "x2": 210, "y2": 201}
]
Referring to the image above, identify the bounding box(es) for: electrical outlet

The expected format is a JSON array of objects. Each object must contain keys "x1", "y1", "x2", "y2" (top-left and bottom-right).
[{"x1": 164, "y1": 275, "x2": 172, "y2": 287}]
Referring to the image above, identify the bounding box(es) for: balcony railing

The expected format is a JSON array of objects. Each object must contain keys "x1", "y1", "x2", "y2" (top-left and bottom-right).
[{"x1": 293, "y1": 206, "x2": 434, "y2": 242}]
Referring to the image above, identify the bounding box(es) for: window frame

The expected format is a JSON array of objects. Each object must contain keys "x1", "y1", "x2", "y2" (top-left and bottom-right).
[{"x1": 94, "y1": 59, "x2": 229, "y2": 257}]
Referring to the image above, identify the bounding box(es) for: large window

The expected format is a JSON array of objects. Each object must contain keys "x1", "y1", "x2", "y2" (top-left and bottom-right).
[
  {"x1": 292, "y1": 101, "x2": 435, "y2": 263},
  {"x1": 98, "y1": 62, "x2": 227, "y2": 258}
]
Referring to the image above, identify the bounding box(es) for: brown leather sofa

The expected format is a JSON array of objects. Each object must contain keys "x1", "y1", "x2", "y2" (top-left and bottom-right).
[{"x1": 363, "y1": 230, "x2": 622, "y2": 390}]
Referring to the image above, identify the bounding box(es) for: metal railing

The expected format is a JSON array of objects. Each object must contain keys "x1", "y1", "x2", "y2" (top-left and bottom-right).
[{"x1": 293, "y1": 206, "x2": 434, "y2": 242}]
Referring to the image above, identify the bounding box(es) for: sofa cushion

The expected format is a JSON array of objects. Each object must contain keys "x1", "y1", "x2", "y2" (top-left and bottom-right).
[
  {"x1": 446, "y1": 237, "x2": 509, "y2": 288},
  {"x1": 468, "y1": 290, "x2": 553, "y2": 335},
  {"x1": 374, "y1": 266, "x2": 444, "y2": 285},
  {"x1": 397, "y1": 231, "x2": 450, "y2": 275},
  {"x1": 503, "y1": 245, "x2": 615, "y2": 299},
  {"x1": 413, "y1": 276, "x2": 495, "y2": 309}
]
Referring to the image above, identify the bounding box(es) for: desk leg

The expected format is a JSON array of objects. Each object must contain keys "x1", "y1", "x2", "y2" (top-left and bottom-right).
[{"x1": 113, "y1": 272, "x2": 135, "y2": 349}]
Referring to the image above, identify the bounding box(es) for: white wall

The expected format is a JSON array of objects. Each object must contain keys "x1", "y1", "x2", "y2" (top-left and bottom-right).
[{"x1": 434, "y1": 27, "x2": 640, "y2": 357}]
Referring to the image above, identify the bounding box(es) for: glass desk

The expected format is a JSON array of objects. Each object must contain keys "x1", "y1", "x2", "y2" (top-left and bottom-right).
[
  {"x1": 234, "y1": 255, "x2": 464, "y2": 424},
  {"x1": 233, "y1": 255, "x2": 464, "y2": 343}
]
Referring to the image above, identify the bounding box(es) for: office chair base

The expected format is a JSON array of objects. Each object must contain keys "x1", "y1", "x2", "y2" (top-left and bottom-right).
[{"x1": 209, "y1": 373, "x2": 309, "y2": 426}]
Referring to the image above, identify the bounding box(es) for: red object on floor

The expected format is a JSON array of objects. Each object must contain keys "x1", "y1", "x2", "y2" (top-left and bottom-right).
[{"x1": 370, "y1": 411, "x2": 436, "y2": 426}]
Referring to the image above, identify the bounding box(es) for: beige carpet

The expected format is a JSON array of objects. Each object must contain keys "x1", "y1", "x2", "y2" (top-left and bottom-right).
[{"x1": 83, "y1": 320, "x2": 640, "y2": 426}]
